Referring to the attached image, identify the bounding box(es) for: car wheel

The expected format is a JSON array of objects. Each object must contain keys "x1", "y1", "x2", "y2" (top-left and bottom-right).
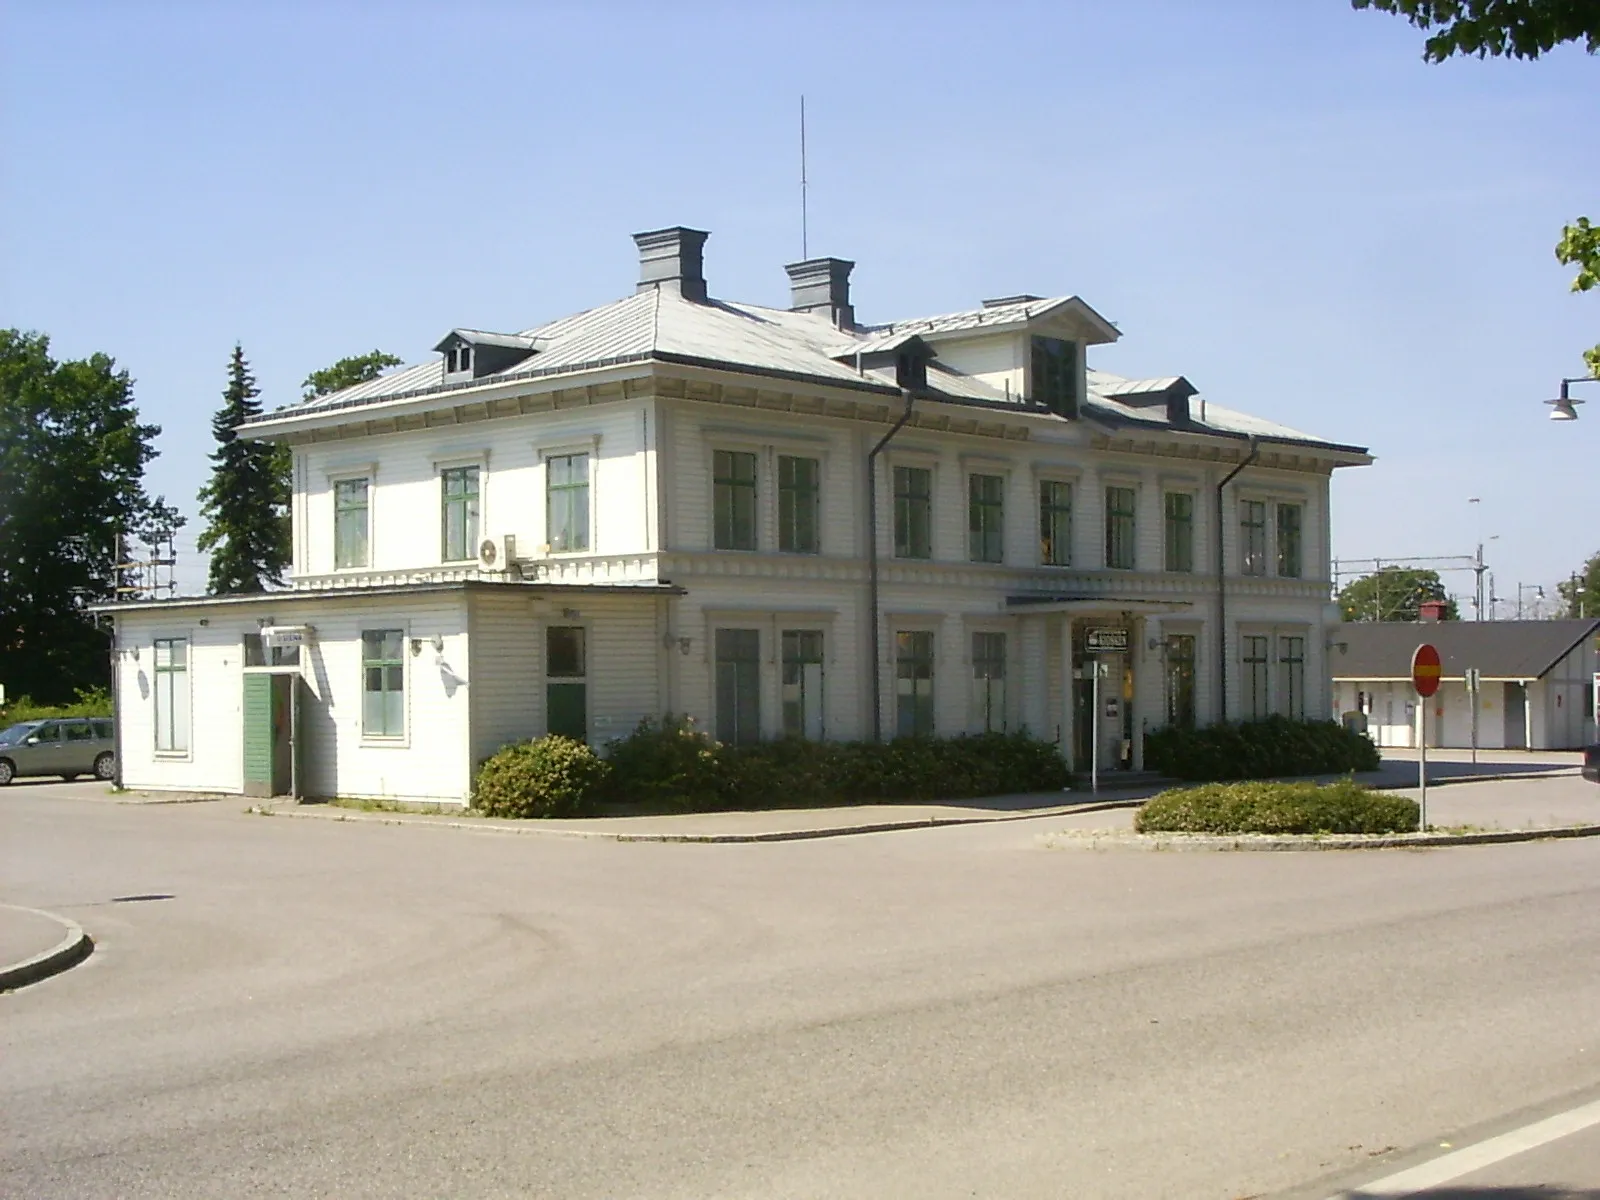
[
  {"x1": 0, "y1": 759, "x2": 14, "y2": 785},
  {"x1": 94, "y1": 753, "x2": 115, "y2": 781}
]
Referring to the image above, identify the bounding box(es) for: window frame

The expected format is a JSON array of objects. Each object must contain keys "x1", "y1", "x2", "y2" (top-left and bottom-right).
[
  {"x1": 1240, "y1": 498, "x2": 1268, "y2": 577},
  {"x1": 777, "y1": 454, "x2": 821, "y2": 555},
  {"x1": 1276, "y1": 502, "x2": 1304, "y2": 579},
  {"x1": 712, "y1": 448, "x2": 760, "y2": 552},
  {"x1": 892, "y1": 464, "x2": 934, "y2": 560},
  {"x1": 1105, "y1": 484, "x2": 1138, "y2": 570},
  {"x1": 360, "y1": 628, "x2": 407, "y2": 742},
  {"x1": 967, "y1": 472, "x2": 1005, "y2": 564},
  {"x1": 545, "y1": 450, "x2": 592, "y2": 555},
  {"x1": 439, "y1": 464, "x2": 482, "y2": 563},
  {"x1": 1030, "y1": 336, "x2": 1080, "y2": 417},
  {"x1": 781, "y1": 628, "x2": 826, "y2": 739},
  {"x1": 1038, "y1": 478, "x2": 1074, "y2": 567},
  {"x1": 1277, "y1": 633, "x2": 1307, "y2": 719},
  {"x1": 332, "y1": 474, "x2": 372, "y2": 570},
  {"x1": 894, "y1": 629, "x2": 937, "y2": 738},
  {"x1": 714, "y1": 626, "x2": 763, "y2": 745},
  {"x1": 152, "y1": 635, "x2": 191, "y2": 757},
  {"x1": 1163, "y1": 490, "x2": 1195, "y2": 573},
  {"x1": 1165, "y1": 631, "x2": 1198, "y2": 730},
  {"x1": 1241, "y1": 632, "x2": 1271, "y2": 721},
  {"x1": 970, "y1": 630, "x2": 1008, "y2": 733}
]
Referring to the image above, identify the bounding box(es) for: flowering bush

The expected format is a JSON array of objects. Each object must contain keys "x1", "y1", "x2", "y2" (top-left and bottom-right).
[{"x1": 474, "y1": 736, "x2": 611, "y2": 818}]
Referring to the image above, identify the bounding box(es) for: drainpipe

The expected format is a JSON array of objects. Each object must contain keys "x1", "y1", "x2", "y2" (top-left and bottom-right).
[
  {"x1": 1214, "y1": 437, "x2": 1260, "y2": 724},
  {"x1": 867, "y1": 389, "x2": 917, "y2": 741}
]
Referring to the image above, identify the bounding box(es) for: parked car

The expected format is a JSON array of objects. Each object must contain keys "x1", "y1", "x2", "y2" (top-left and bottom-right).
[
  {"x1": 1584, "y1": 744, "x2": 1600, "y2": 785},
  {"x1": 0, "y1": 718, "x2": 115, "y2": 785}
]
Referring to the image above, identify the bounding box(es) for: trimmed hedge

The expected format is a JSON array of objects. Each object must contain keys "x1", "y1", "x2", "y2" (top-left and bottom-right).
[
  {"x1": 474, "y1": 736, "x2": 611, "y2": 818},
  {"x1": 600, "y1": 716, "x2": 1069, "y2": 812},
  {"x1": 1143, "y1": 716, "x2": 1380, "y2": 782},
  {"x1": 1134, "y1": 778, "x2": 1418, "y2": 835}
]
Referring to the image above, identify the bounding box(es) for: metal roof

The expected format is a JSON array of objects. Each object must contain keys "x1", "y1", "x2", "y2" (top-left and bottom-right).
[{"x1": 1330, "y1": 619, "x2": 1600, "y2": 681}]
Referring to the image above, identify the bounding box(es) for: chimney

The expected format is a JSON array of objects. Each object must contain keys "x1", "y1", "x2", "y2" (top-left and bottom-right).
[
  {"x1": 784, "y1": 257, "x2": 855, "y2": 329},
  {"x1": 633, "y1": 226, "x2": 709, "y2": 302},
  {"x1": 1419, "y1": 600, "x2": 1448, "y2": 623}
]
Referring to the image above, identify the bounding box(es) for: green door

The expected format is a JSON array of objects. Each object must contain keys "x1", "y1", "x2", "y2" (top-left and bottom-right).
[{"x1": 243, "y1": 674, "x2": 273, "y2": 798}]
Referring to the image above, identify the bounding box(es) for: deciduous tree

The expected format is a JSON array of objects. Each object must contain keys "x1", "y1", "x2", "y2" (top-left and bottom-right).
[
  {"x1": 1556, "y1": 550, "x2": 1600, "y2": 617},
  {"x1": 1337, "y1": 567, "x2": 1459, "y2": 622}
]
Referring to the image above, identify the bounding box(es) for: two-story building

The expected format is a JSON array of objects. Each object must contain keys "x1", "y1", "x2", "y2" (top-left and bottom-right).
[{"x1": 99, "y1": 225, "x2": 1371, "y2": 803}]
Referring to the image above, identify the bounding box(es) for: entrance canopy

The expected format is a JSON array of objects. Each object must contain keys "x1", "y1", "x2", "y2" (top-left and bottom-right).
[{"x1": 1005, "y1": 596, "x2": 1194, "y2": 617}]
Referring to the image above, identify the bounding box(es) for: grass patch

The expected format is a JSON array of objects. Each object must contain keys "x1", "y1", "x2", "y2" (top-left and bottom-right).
[
  {"x1": 1134, "y1": 778, "x2": 1418, "y2": 836},
  {"x1": 325, "y1": 796, "x2": 465, "y2": 816}
]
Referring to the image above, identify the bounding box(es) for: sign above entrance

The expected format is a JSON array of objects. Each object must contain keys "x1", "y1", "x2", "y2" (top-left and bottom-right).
[
  {"x1": 261, "y1": 625, "x2": 312, "y2": 648},
  {"x1": 1085, "y1": 627, "x2": 1129, "y2": 654}
]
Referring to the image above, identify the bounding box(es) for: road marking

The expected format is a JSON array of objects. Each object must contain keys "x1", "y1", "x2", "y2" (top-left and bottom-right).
[{"x1": 1331, "y1": 1096, "x2": 1600, "y2": 1197}]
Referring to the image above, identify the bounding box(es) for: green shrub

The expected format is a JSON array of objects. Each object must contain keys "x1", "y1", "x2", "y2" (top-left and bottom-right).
[
  {"x1": 1143, "y1": 716, "x2": 1380, "y2": 782},
  {"x1": 473, "y1": 736, "x2": 611, "y2": 818},
  {"x1": 600, "y1": 715, "x2": 728, "y2": 810},
  {"x1": 0, "y1": 686, "x2": 113, "y2": 726},
  {"x1": 1134, "y1": 778, "x2": 1417, "y2": 835}
]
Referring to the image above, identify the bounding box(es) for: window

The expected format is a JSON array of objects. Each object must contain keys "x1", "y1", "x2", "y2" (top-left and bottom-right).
[
  {"x1": 546, "y1": 626, "x2": 587, "y2": 741},
  {"x1": 333, "y1": 477, "x2": 370, "y2": 569},
  {"x1": 92, "y1": 719, "x2": 112, "y2": 740},
  {"x1": 781, "y1": 630, "x2": 825, "y2": 739},
  {"x1": 778, "y1": 455, "x2": 820, "y2": 554},
  {"x1": 1031, "y1": 336, "x2": 1080, "y2": 418},
  {"x1": 1166, "y1": 634, "x2": 1197, "y2": 730},
  {"x1": 968, "y1": 474, "x2": 1004, "y2": 563},
  {"x1": 1242, "y1": 634, "x2": 1270, "y2": 721},
  {"x1": 64, "y1": 720, "x2": 94, "y2": 743},
  {"x1": 440, "y1": 466, "x2": 480, "y2": 562},
  {"x1": 1105, "y1": 486, "x2": 1137, "y2": 570},
  {"x1": 547, "y1": 453, "x2": 590, "y2": 553},
  {"x1": 1039, "y1": 480, "x2": 1073, "y2": 566},
  {"x1": 893, "y1": 466, "x2": 932, "y2": 559},
  {"x1": 361, "y1": 630, "x2": 404, "y2": 738},
  {"x1": 712, "y1": 450, "x2": 758, "y2": 551},
  {"x1": 153, "y1": 637, "x2": 189, "y2": 753},
  {"x1": 446, "y1": 344, "x2": 473, "y2": 374},
  {"x1": 895, "y1": 631, "x2": 935, "y2": 737},
  {"x1": 1240, "y1": 499, "x2": 1267, "y2": 576},
  {"x1": 1278, "y1": 635, "x2": 1306, "y2": 719},
  {"x1": 971, "y1": 632, "x2": 1007, "y2": 732},
  {"x1": 715, "y1": 628, "x2": 761, "y2": 745},
  {"x1": 1164, "y1": 492, "x2": 1194, "y2": 573},
  {"x1": 1277, "y1": 503, "x2": 1304, "y2": 579}
]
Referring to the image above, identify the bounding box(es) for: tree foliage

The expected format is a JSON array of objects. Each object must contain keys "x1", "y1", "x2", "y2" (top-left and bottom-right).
[
  {"x1": 196, "y1": 346, "x2": 290, "y2": 593},
  {"x1": 301, "y1": 350, "x2": 402, "y2": 402},
  {"x1": 1337, "y1": 567, "x2": 1459, "y2": 621},
  {"x1": 0, "y1": 330, "x2": 179, "y2": 703},
  {"x1": 1355, "y1": 0, "x2": 1600, "y2": 375},
  {"x1": 1556, "y1": 549, "x2": 1600, "y2": 617}
]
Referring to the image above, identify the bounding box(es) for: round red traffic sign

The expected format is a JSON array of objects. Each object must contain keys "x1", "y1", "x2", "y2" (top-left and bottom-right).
[{"x1": 1412, "y1": 643, "x2": 1442, "y2": 698}]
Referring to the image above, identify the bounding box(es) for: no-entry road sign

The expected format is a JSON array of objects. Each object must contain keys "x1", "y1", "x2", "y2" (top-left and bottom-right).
[{"x1": 1412, "y1": 643, "x2": 1442, "y2": 698}]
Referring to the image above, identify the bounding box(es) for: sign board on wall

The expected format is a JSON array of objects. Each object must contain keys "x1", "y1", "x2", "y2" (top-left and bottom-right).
[{"x1": 1085, "y1": 627, "x2": 1129, "y2": 654}]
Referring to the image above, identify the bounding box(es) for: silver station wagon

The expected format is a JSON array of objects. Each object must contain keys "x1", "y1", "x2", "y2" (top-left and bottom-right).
[{"x1": 0, "y1": 718, "x2": 116, "y2": 785}]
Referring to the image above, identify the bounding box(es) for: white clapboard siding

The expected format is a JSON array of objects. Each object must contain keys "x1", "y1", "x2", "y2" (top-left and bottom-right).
[{"x1": 467, "y1": 589, "x2": 542, "y2": 766}]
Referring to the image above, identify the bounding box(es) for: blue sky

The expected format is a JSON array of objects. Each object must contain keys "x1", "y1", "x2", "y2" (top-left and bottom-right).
[{"x1": 3, "y1": 1, "x2": 1595, "y2": 608}]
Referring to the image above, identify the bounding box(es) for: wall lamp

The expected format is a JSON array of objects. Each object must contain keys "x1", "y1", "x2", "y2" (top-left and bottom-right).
[{"x1": 1546, "y1": 376, "x2": 1595, "y2": 421}]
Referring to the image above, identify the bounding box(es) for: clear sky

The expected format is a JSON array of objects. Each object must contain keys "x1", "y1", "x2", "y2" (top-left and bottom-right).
[{"x1": 3, "y1": 1, "x2": 1595, "y2": 608}]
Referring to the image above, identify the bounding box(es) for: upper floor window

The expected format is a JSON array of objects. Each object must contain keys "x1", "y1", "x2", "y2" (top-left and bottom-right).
[
  {"x1": 153, "y1": 637, "x2": 189, "y2": 754},
  {"x1": 334, "y1": 477, "x2": 370, "y2": 569},
  {"x1": 547, "y1": 453, "x2": 590, "y2": 553},
  {"x1": 778, "y1": 455, "x2": 820, "y2": 554},
  {"x1": 1277, "y1": 503, "x2": 1304, "y2": 579},
  {"x1": 1039, "y1": 480, "x2": 1072, "y2": 566},
  {"x1": 712, "y1": 450, "x2": 758, "y2": 551},
  {"x1": 1105, "y1": 486, "x2": 1137, "y2": 570},
  {"x1": 893, "y1": 466, "x2": 932, "y2": 559},
  {"x1": 445, "y1": 345, "x2": 473, "y2": 374},
  {"x1": 1031, "y1": 337, "x2": 1080, "y2": 418},
  {"x1": 968, "y1": 473, "x2": 1004, "y2": 563},
  {"x1": 1164, "y1": 492, "x2": 1194, "y2": 573},
  {"x1": 1240, "y1": 499, "x2": 1267, "y2": 576},
  {"x1": 440, "y1": 466, "x2": 480, "y2": 562}
]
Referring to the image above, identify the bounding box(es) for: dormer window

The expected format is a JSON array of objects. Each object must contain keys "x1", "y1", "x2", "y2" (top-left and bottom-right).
[
  {"x1": 1031, "y1": 336, "x2": 1080, "y2": 418},
  {"x1": 444, "y1": 345, "x2": 473, "y2": 375},
  {"x1": 434, "y1": 329, "x2": 538, "y2": 382}
]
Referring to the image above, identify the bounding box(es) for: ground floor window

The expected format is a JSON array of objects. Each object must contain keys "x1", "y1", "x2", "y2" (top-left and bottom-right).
[
  {"x1": 153, "y1": 637, "x2": 189, "y2": 753},
  {"x1": 1241, "y1": 634, "x2": 1270, "y2": 721},
  {"x1": 361, "y1": 629, "x2": 405, "y2": 738},
  {"x1": 715, "y1": 628, "x2": 761, "y2": 745},
  {"x1": 781, "y1": 629, "x2": 825, "y2": 739},
  {"x1": 971, "y1": 631, "x2": 1006, "y2": 732},
  {"x1": 1277, "y1": 634, "x2": 1306, "y2": 719},
  {"x1": 895, "y1": 630, "x2": 935, "y2": 738},
  {"x1": 546, "y1": 625, "x2": 587, "y2": 741},
  {"x1": 1166, "y1": 633, "x2": 1197, "y2": 729}
]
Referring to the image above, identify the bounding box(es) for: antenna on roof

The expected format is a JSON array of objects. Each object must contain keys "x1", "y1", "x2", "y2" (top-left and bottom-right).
[{"x1": 799, "y1": 95, "x2": 809, "y2": 260}]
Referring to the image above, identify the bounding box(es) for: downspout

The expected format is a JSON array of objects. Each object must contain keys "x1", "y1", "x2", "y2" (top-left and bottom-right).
[
  {"x1": 108, "y1": 612, "x2": 122, "y2": 790},
  {"x1": 1215, "y1": 437, "x2": 1260, "y2": 724},
  {"x1": 867, "y1": 389, "x2": 916, "y2": 741}
]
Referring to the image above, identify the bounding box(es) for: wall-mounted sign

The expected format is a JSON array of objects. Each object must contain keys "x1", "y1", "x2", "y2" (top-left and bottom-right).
[{"x1": 1085, "y1": 627, "x2": 1129, "y2": 654}]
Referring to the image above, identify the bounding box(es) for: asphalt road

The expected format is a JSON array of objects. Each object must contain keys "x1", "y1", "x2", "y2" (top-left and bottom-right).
[{"x1": 4, "y1": 779, "x2": 1600, "y2": 1199}]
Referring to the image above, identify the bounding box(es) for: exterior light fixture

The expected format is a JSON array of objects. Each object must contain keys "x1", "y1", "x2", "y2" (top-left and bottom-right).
[{"x1": 1546, "y1": 376, "x2": 1594, "y2": 421}]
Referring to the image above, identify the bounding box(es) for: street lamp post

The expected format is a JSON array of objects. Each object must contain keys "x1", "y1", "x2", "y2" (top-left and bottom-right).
[{"x1": 1516, "y1": 583, "x2": 1544, "y2": 620}]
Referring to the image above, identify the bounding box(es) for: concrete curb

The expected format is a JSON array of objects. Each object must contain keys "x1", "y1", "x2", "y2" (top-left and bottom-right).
[
  {"x1": 1042, "y1": 822, "x2": 1600, "y2": 853},
  {"x1": 249, "y1": 797, "x2": 1149, "y2": 844},
  {"x1": 0, "y1": 904, "x2": 93, "y2": 992}
]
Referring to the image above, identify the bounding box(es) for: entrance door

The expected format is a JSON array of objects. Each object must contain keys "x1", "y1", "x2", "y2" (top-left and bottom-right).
[
  {"x1": 546, "y1": 626, "x2": 587, "y2": 742},
  {"x1": 1504, "y1": 682, "x2": 1527, "y2": 749},
  {"x1": 243, "y1": 674, "x2": 295, "y2": 798}
]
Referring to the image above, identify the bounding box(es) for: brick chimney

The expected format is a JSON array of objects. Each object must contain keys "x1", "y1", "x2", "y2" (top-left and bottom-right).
[
  {"x1": 633, "y1": 226, "x2": 709, "y2": 302},
  {"x1": 1419, "y1": 600, "x2": 1449, "y2": 622}
]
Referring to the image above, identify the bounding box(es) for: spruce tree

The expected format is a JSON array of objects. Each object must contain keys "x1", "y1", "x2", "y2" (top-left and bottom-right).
[{"x1": 196, "y1": 345, "x2": 290, "y2": 593}]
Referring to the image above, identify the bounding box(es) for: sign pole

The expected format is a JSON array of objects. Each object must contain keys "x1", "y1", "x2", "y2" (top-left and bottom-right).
[
  {"x1": 1410, "y1": 643, "x2": 1441, "y2": 834},
  {"x1": 1418, "y1": 701, "x2": 1427, "y2": 831}
]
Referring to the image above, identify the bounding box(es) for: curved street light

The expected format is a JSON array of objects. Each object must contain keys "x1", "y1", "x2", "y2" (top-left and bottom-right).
[{"x1": 1547, "y1": 376, "x2": 1595, "y2": 421}]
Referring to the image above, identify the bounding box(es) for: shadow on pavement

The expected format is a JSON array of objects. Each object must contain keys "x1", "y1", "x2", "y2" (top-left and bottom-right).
[{"x1": 1343, "y1": 1189, "x2": 1600, "y2": 1198}]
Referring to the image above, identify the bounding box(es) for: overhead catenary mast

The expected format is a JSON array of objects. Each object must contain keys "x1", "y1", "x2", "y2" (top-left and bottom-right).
[{"x1": 800, "y1": 94, "x2": 808, "y2": 260}]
